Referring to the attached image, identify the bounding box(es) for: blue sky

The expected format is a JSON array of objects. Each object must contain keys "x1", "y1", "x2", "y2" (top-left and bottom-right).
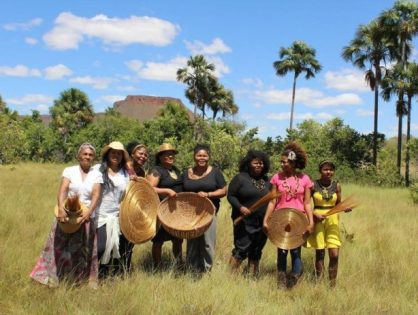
[{"x1": 1, "y1": 0, "x2": 417, "y2": 139}]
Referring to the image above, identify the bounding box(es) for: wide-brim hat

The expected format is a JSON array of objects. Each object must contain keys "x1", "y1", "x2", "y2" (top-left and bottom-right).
[
  {"x1": 119, "y1": 178, "x2": 160, "y2": 244},
  {"x1": 157, "y1": 192, "x2": 215, "y2": 239},
  {"x1": 155, "y1": 143, "x2": 178, "y2": 159},
  {"x1": 54, "y1": 202, "x2": 88, "y2": 234},
  {"x1": 101, "y1": 141, "x2": 130, "y2": 162},
  {"x1": 267, "y1": 208, "x2": 309, "y2": 250}
]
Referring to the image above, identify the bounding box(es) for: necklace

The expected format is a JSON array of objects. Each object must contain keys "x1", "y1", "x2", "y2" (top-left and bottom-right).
[
  {"x1": 318, "y1": 180, "x2": 333, "y2": 201},
  {"x1": 251, "y1": 177, "x2": 265, "y2": 191},
  {"x1": 282, "y1": 175, "x2": 300, "y2": 199},
  {"x1": 167, "y1": 168, "x2": 178, "y2": 180}
]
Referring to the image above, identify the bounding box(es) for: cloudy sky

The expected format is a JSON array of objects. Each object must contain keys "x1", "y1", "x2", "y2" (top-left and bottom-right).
[{"x1": 1, "y1": 0, "x2": 417, "y2": 139}]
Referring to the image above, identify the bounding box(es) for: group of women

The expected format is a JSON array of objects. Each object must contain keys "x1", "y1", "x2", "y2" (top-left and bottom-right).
[{"x1": 30, "y1": 140, "x2": 348, "y2": 289}]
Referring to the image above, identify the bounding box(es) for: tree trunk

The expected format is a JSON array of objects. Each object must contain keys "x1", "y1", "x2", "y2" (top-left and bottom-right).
[
  {"x1": 397, "y1": 110, "x2": 403, "y2": 175},
  {"x1": 373, "y1": 86, "x2": 379, "y2": 166},
  {"x1": 405, "y1": 95, "x2": 411, "y2": 187},
  {"x1": 289, "y1": 74, "x2": 297, "y2": 130}
]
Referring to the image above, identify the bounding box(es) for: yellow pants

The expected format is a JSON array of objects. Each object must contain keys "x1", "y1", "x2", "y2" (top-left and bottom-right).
[{"x1": 306, "y1": 209, "x2": 341, "y2": 249}]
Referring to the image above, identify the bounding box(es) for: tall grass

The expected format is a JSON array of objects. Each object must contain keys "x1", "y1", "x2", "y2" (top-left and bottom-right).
[{"x1": 0, "y1": 163, "x2": 417, "y2": 314}]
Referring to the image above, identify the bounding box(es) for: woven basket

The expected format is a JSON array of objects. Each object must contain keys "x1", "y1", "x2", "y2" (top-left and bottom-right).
[
  {"x1": 267, "y1": 208, "x2": 309, "y2": 250},
  {"x1": 157, "y1": 192, "x2": 215, "y2": 239},
  {"x1": 119, "y1": 178, "x2": 160, "y2": 244}
]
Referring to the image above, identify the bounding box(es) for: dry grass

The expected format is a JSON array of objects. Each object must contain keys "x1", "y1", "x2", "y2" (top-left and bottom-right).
[{"x1": 0, "y1": 163, "x2": 417, "y2": 314}]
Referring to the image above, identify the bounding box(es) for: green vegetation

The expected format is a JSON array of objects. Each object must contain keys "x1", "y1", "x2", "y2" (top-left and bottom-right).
[{"x1": 0, "y1": 164, "x2": 417, "y2": 314}]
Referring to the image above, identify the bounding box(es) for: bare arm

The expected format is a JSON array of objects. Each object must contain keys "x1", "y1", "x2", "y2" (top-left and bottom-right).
[
  {"x1": 147, "y1": 172, "x2": 177, "y2": 198},
  {"x1": 80, "y1": 183, "x2": 102, "y2": 224},
  {"x1": 263, "y1": 185, "x2": 278, "y2": 233},
  {"x1": 201, "y1": 186, "x2": 227, "y2": 199},
  {"x1": 304, "y1": 187, "x2": 314, "y2": 233},
  {"x1": 56, "y1": 177, "x2": 70, "y2": 222}
]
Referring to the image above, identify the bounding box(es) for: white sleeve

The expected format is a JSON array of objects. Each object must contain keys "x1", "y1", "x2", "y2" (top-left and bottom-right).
[{"x1": 62, "y1": 166, "x2": 73, "y2": 180}]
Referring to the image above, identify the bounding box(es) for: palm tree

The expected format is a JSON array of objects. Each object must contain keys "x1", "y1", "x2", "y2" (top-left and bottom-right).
[
  {"x1": 342, "y1": 20, "x2": 394, "y2": 166},
  {"x1": 177, "y1": 55, "x2": 216, "y2": 139},
  {"x1": 208, "y1": 82, "x2": 238, "y2": 120},
  {"x1": 273, "y1": 40, "x2": 322, "y2": 131},
  {"x1": 378, "y1": 0, "x2": 418, "y2": 173}
]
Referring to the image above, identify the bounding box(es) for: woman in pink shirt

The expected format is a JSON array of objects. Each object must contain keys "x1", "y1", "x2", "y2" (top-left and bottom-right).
[{"x1": 263, "y1": 142, "x2": 314, "y2": 288}]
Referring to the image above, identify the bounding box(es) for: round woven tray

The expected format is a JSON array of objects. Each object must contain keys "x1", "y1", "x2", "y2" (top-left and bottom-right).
[
  {"x1": 119, "y1": 178, "x2": 160, "y2": 244},
  {"x1": 54, "y1": 202, "x2": 87, "y2": 234},
  {"x1": 157, "y1": 192, "x2": 215, "y2": 239},
  {"x1": 267, "y1": 208, "x2": 309, "y2": 249}
]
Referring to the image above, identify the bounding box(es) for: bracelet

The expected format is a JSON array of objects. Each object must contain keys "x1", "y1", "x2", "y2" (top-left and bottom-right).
[{"x1": 207, "y1": 192, "x2": 210, "y2": 197}]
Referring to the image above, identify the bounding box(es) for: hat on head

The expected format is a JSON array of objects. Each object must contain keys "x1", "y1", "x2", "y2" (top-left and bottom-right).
[
  {"x1": 101, "y1": 141, "x2": 130, "y2": 162},
  {"x1": 155, "y1": 143, "x2": 178, "y2": 159}
]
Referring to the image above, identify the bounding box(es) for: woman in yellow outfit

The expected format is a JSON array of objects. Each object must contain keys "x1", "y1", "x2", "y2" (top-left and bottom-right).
[{"x1": 306, "y1": 160, "x2": 350, "y2": 287}]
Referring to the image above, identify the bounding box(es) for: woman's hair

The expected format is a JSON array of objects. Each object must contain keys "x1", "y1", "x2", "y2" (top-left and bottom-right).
[
  {"x1": 126, "y1": 141, "x2": 148, "y2": 156},
  {"x1": 77, "y1": 143, "x2": 96, "y2": 157},
  {"x1": 318, "y1": 160, "x2": 336, "y2": 171},
  {"x1": 99, "y1": 149, "x2": 128, "y2": 193},
  {"x1": 193, "y1": 143, "x2": 211, "y2": 156},
  {"x1": 281, "y1": 142, "x2": 307, "y2": 170},
  {"x1": 239, "y1": 149, "x2": 270, "y2": 176}
]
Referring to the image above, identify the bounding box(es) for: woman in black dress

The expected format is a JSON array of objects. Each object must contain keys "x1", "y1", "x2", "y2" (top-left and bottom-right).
[
  {"x1": 183, "y1": 144, "x2": 227, "y2": 272},
  {"x1": 227, "y1": 150, "x2": 271, "y2": 276},
  {"x1": 147, "y1": 143, "x2": 183, "y2": 269}
]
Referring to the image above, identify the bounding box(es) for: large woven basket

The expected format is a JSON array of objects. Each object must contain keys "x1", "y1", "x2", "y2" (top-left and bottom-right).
[
  {"x1": 267, "y1": 208, "x2": 309, "y2": 250},
  {"x1": 157, "y1": 192, "x2": 215, "y2": 239},
  {"x1": 119, "y1": 178, "x2": 160, "y2": 244}
]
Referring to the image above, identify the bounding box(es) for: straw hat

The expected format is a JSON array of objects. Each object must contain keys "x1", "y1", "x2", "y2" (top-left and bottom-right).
[
  {"x1": 119, "y1": 178, "x2": 160, "y2": 244},
  {"x1": 267, "y1": 208, "x2": 309, "y2": 250},
  {"x1": 155, "y1": 143, "x2": 178, "y2": 159},
  {"x1": 54, "y1": 202, "x2": 88, "y2": 234},
  {"x1": 101, "y1": 141, "x2": 130, "y2": 162},
  {"x1": 157, "y1": 192, "x2": 215, "y2": 239}
]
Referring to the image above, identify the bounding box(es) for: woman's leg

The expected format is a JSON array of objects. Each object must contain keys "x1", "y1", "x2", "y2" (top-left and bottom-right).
[
  {"x1": 247, "y1": 230, "x2": 268, "y2": 277},
  {"x1": 96, "y1": 225, "x2": 109, "y2": 278},
  {"x1": 328, "y1": 248, "x2": 339, "y2": 287},
  {"x1": 277, "y1": 248, "x2": 288, "y2": 288},
  {"x1": 315, "y1": 249, "x2": 325, "y2": 278},
  {"x1": 152, "y1": 242, "x2": 163, "y2": 269},
  {"x1": 172, "y1": 238, "x2": 183, "y2": 264}
]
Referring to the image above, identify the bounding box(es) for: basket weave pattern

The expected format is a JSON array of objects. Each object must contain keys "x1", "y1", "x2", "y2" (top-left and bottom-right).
[{"x1": 157, "y1": 192, "x2": 215, "y2": 239}]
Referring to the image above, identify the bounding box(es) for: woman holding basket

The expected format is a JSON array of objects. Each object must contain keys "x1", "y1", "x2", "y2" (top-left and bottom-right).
[{"x1": 263, "y1": 142, "x2": 314, "y2": 288}]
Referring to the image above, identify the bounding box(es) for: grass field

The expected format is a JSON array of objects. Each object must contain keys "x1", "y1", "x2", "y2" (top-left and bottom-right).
[{"x1": 0, "y1": 163, "x2": 417, "y2": 314}]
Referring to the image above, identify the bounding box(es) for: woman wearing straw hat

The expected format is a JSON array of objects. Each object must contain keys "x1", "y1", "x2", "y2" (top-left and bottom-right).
[
  {"x1": 183, "y1": 144, "x2": 227, "y2": 273},
  {"x1": 306, "y1": 160, "x2": 351, "y2": 287},
  {"x1": 147, "y1": 143, "x2": 184, "y2": 269},
  {"x1": 95, "y1": 141, "x2": 132, "y2": 277},
  {"x1": 227, "y1": 150, "x2": 271, "y2": 276},
  {"x1": 126, "y1": 141, "x2": 149, "y2": 179},
  {"x1": 30, "y1": 143, "x2": 102, "y2": 288},
  {"x1": 263, "y1": 142, "x2": 314, "y2": 289}
]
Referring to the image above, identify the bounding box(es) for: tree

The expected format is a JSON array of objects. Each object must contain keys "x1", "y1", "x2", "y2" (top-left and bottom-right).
[
  {"x1": 378, "y1": 0, "x2": 418, "y2": 172},
  {"x1": 50, "y1": 88, "x2": 94, "y2": 160},
  {"x1": 0, "y1": 94, "x2": 6, "y2": 113},
  {"x1": 342, "y1": 20, "x2": 393, "y2": 166},
  {"x1": 382, "y1": 62, "x2": 418, "y2": 186},
  {"x1": 208, "y1": 82, "x2": 238, "y2": 120},
  {"x1": 273, "y1": 40, "x2": 322, "y2": 131},
  {"x1": 177, "y1": 55, "x2": 216, "y2": 138}
]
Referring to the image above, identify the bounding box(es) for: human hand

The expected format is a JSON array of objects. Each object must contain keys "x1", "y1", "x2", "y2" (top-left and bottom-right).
[
  {"x1": 240, "y1": 206, "x2": 251, "y2": 217},
  {"x1": 262, "y1": 221, "x2": 269, "y2": 235},
  {"x1": 314, "y1": 213, "x2": 325, "y2": 222},
  {"x1": 198, "y1": 191, "x2": 208, "y2": 198},
  {"x1": 79, "y1": 209, "x2": 92, "y2": 224},
  {"x1": 305, "y1": 223, "x2": 314, "y2": 234},
  {"x1": 167, "y1": 189, "x2": 177, "y2": 198},
  {"x1": 56, "y1": 206, "x2": 69, "y2": 223},
  {"x1": 129, "y1": 174, "x2": 139, "y2": 181}
]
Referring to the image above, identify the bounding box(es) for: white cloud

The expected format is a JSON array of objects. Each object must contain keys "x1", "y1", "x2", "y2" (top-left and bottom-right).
[
  {"x1": 266, "y1": 111, "x2": 334, "y2": 121},
  {"x1": 116, "y1": 85, "x2": 138, "y2": 92},
  {"x1": 356, "y1": 108, "x2": 374, "y2": 117},
  {"x1": 411, "y1": 123, "x2": 418, "y2": 132},
  {"x1": 34, "y1": 104, "x2": 49, "y2": 112},
  {"x1": 254, "y1": 87, "x2": 362, "y2": 108},
  {"x1": 43, "y1": 12, "x2": 179, "y2": 50},
  {"x1": 325, "y1": 69, "x2": 370, "y2": 92},
  {"x1": 241, "y1": 77, "x2": 264, "y2": 89},
  {"x1": 44, "y1": 64, "x2": 73, "y2": 80},
  {"x1": 0, "y1": 64, "x2": 41, "y2": 77},
  {"x1": 184, "y1": 37, "x2": 231, "y2": 55},
  {"x1": 6, "y1": 94, "x2": 53, "y2": 105},
  {"x1": 25, "y1": 37, "x2": 38, "y2": 45},
  {"x1": 69, "y1": 76, "x2": 113, "y2": 89},
  {"x1": 3, "y1": 18, "x2": 42, "y2": 31},
  {"x1": 125, "y1": 56, "x2": 187, "y2": 81},
  {"x1": 98, "y1": 95, "x2": 126, "y2": 104},
  {"x1": 206, "y1": 56, "x2": 230, "y2": 77}
]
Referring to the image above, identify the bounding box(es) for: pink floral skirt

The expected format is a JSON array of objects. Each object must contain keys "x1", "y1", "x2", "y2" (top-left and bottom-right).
[{"x1": 30, "y1": 220, "x2": 98, "y2": 288}]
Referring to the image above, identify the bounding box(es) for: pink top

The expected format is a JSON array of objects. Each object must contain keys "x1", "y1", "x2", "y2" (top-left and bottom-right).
[{"x1": 270, "y1": 172, "x2": 313, "y2": 212}]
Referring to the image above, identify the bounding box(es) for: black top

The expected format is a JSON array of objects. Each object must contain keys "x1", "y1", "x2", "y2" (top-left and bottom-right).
[
  {"x1": 183, "y1": 167, "x2": 227, "y2": 212},
  {"x1": 151, "y1": 165, "x2": 183, "y2": 200},
  {"x1": 227, "y1": 172, "x2": 271, "y2": 232}
]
